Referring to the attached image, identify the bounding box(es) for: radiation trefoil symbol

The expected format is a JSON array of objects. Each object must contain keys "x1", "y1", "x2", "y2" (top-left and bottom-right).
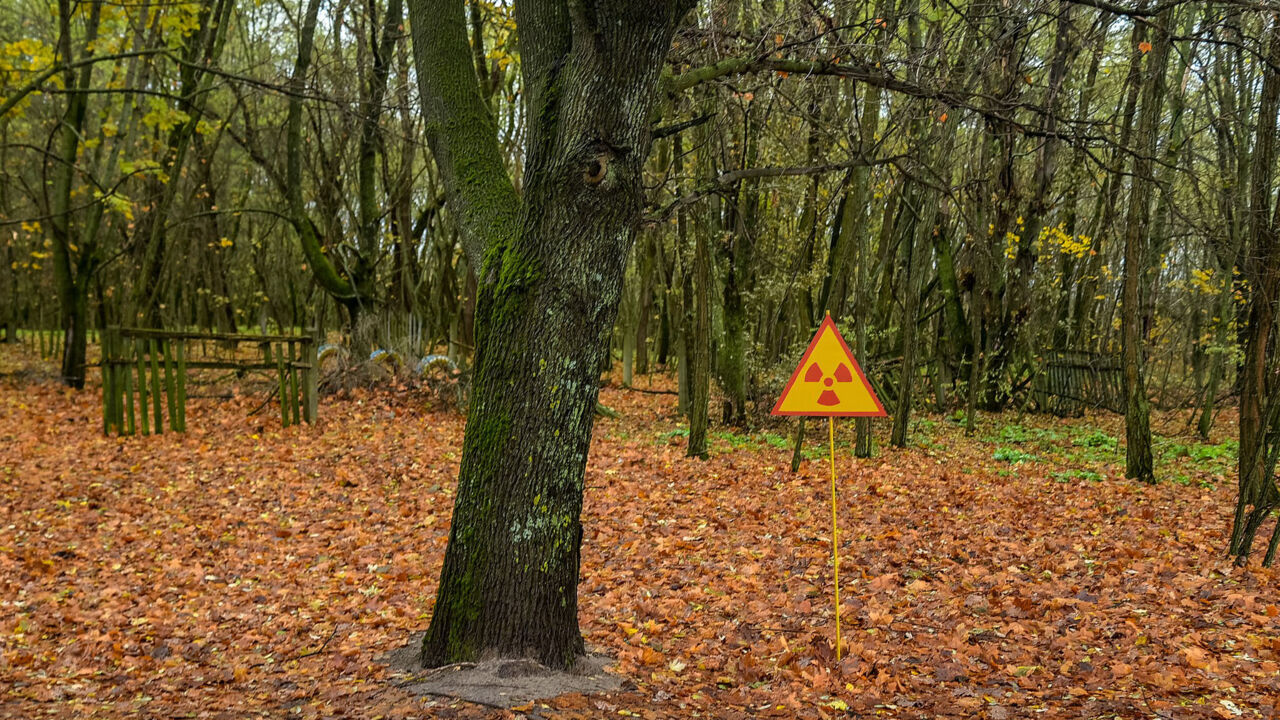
[
  {"x1": 804, "y1": 361, "x2": 855, "y2": 406},
  {"x1": 771, "y1": 315, "x2": 887, "y2": 417}
]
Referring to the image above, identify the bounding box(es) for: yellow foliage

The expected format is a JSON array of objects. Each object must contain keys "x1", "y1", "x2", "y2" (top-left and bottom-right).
[
  {"x1": 141, "y1": 98, "x2": 191, "y2": 132},
  {"x1": 1190, "y1": 268, "x2": 1219, "y2": 295},
  {"x1": 1038, "y1": 223, "x2": 1091, "y2": 258},
  {"x1": 94, "y1": 190, "x2": 135, "y2": 221},
  {"x1": 158, "y1": 2, "x2": 203, "y2": 40},
  {"x1": 1004, "y1": 231, "x2": 1021, "y2": 260}
]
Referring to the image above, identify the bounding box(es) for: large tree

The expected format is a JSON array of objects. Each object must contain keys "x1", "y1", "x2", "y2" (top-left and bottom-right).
[{"x1": 406, "y1": 0, "x2": 693, "y2": 667}]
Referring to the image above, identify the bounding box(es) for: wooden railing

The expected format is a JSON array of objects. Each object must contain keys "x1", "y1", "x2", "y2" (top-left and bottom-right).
[
  {"x1": 100, "y1": 327, "x2": 317, "y2": 435},
  {"x1": 1031, "y1": 349, "x2": 1125, "y2": 415}
]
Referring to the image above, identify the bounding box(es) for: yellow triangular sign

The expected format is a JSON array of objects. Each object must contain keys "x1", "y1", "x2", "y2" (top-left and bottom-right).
[{"x1": 772, "y1": 315, "x2": 886, "y2": 417}]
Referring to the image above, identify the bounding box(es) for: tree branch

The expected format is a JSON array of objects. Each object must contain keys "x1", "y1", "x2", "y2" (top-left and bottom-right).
[
  {"x1": 406, "y1": 0, "x2": 520, "y2": 270},
  {"x1": 715, "y1": 153, "x2": 908, "y2": 185},
  {"x1": 652, "y1": 112, "x2": 715, "y2": 139},
  {"x1": 0, "y1": 49, "x2": 169, "y2": 121}
]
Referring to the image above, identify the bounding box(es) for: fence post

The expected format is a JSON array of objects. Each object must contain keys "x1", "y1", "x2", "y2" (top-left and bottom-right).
[
  {"x1": 101, "y1": 328, "x2": 114, "y2": 434},
  {"x1": 122, "y1": 337, "x2": 136, "y2": 436},
  {"x1": 163, "y1": 340, "x2": 178, "y2": 432},
  {"x1": 276, "y1": 343, "x2": 289, "y2": 428},
  {"x1": 148, "y1": 338, "x2": 164, "y2": 434},
  {"x1": 175, "y1": 338, "x2": 187, "y2": 432},
  {"x1": 303, "y1": 328, "x2": 318, "y2": 423},
  {"x1": 134, "y1": 337, "x2": 150, "y2": 435},
  {"x1": 286, "y1": 339, "x2": 299, "y2": 425}
]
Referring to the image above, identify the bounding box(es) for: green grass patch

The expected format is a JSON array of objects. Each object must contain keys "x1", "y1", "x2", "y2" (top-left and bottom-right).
[
  {"x1": 993, "y1": 446, "x2": 1037, "y2": 464},
  {"x1": 1051, "y1": 469, "x2": 1105, "y2": 483},
  {"x1": 759, "y1": 432, "x2": 792, "y2": 450},
  {"x1": 984, "y1": 423, "x2": 1064, "y2": 447},
  {"x1": 1073, "y1": 429, "x2": 1118, "y2": 451},
  {"x1": 1154, "y1": 437, "x2": 1237, "y2": 477}
]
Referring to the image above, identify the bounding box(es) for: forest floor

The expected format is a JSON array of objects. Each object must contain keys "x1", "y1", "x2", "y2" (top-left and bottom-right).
[{"x1": 2, "y1": 343, "x2": 1278, "y2": 719}]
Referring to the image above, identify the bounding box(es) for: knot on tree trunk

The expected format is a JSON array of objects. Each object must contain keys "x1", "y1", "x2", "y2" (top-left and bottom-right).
[
  {"x1": 583, "y1": 155, "x2": 609, "y2": 186},
  {"x1": 581, "y1": 139, "x2": 631, "y2": 189}
]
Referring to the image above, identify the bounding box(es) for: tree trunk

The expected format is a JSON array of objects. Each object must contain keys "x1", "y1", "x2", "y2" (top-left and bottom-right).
[
  {"x1": 58, "y1": 277, "x2": 91, "y2": 387},
  {"x1": 687, "y1": 228, "x2": 712, "y2": 460},
  {"x1": 409, "y1": 0, "x2": 692, "y2": 668},
  {"x1": 718, "y1": 118, "x2": 760, "y2": 427},
  {"x1": 635, "y1": 236, "x2": 654, "y2": 376},
  {"x1": 49, "y1": 0, "x2": 104, "y2": 389},
  {"x1": 1120, "y1": 9, "x2": 1171, "y2": 484},
  {"x1": 1238, "y1": 16, "x2": 1280, "y2": 510},
  {"x1": 286, "y1": 0, "x2": 361, "y2": 326},
  {"x1": 1231, "y1": 15, "x2": 1280, "y2": 561},
  {"x1": 891, "y1": 191, "x2": 926, "y2": 448},
  {"x1": 131, "y1": 0, "x2": 236, "y2": 324},
  {"x1": 1197, "y1": 289, "x2": 1233, "y2": 439}
]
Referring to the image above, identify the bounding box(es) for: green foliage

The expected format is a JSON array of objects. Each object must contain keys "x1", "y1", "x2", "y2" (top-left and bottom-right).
[
  {"x1": 1154, "y1": 437, "x2": 1237, "y2": 480},
  {"x1": 993, "y1": 446, "x2": 1036, "y2": 464},
  {"x1": 712, "y1": 429, "x2": 755, "y2": 448},
  {"x1": 1051, "y1": 469, "x2": 1104, "y2": 483},
  {"x1": 985, "y1": 423, "x2": 1062, "y2": 446},
  {"x1": 996, "y1": 424, "x2": 1031, "y2": 443},
  {"x1": 1074, "y1": 429, "x2": 1118, "y2": 451},
  {"x1": 759, "y1": 432, "x2": 792, "y2": 450}
]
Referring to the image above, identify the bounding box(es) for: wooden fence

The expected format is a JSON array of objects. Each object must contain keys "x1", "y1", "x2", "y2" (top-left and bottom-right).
[
  {"x1": 101, "y1": 328, "x2": 317, "y2": 435},
  {"x1": 1031, "y1": 349, "x2": 1126, "y2": 415},
  {"x1": 2, "y1": 324, "x2": 98, "y2": 359}
]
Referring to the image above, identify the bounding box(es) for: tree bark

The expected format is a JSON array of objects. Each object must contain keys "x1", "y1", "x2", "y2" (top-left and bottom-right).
[
  {"x1": 687, "y1": 227, "x2": 712, "y2": 459},
  {"x1": 1120, "y1": 8, "x2": 1170, "y2": 484},
  {"x1": 1231, "y1": 15, "x2": 1280, "y2": 560},
  {"x1": 49, "y1": 0, "x2": 104, "y2": 389},
  {"x1": 408, "y1": 0, "x2": 692, "y2": 668}
]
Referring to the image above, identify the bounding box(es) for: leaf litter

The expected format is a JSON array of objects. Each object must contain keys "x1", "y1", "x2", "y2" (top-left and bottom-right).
[{"x1": 1, "y1": 346, "x2": 1278, "y2": 719}]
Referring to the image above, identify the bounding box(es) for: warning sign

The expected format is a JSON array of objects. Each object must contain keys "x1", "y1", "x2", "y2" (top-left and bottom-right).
[{"x1": 771, "y1": 315, "x2": 886, "y2": 417}]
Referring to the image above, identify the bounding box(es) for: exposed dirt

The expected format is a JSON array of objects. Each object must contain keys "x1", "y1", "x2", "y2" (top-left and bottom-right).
[{"x1": 383, "y1": 634, "x2": 623, "y2": 709}]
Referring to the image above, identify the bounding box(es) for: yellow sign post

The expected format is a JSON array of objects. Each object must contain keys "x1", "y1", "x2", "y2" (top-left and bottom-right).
[{"x1": 772, "y1": 313, "x2": 886, "y2": 661}]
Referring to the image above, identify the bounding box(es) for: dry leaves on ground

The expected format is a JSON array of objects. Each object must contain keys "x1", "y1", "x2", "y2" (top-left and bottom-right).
[{"x1": 1, "y1": 345, "x2": 1278, "y2": 719}]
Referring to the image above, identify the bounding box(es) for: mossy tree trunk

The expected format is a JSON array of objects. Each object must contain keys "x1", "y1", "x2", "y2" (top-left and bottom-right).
[
  {"x1": 1120, "y1": 10, "x2": 1171, "y2": 485},
  {"x1": 634, "y1": 235, "x2": 654, "y2": 377},
  {"x1": 1230, "y1": 15, "x2": 1280, "y2": 562},
  {"x1": 408, "y1": 0, "x2": 692, "y2": 668},
  {"x1": 49, "y1": 0, "x2": 105, "y2": 389},
  {"x1": 890, "y1": 188, "x2": 925, "y2": 448},
  {"x1": 687, "y1": 229, "x2": 712, "y2": 460},
  {"x1": 849, "y1": 0, "x2": 890, "y2": 456},
  {"x1": 717, "y1": 108, "x2": 763, "y2": 428}
]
